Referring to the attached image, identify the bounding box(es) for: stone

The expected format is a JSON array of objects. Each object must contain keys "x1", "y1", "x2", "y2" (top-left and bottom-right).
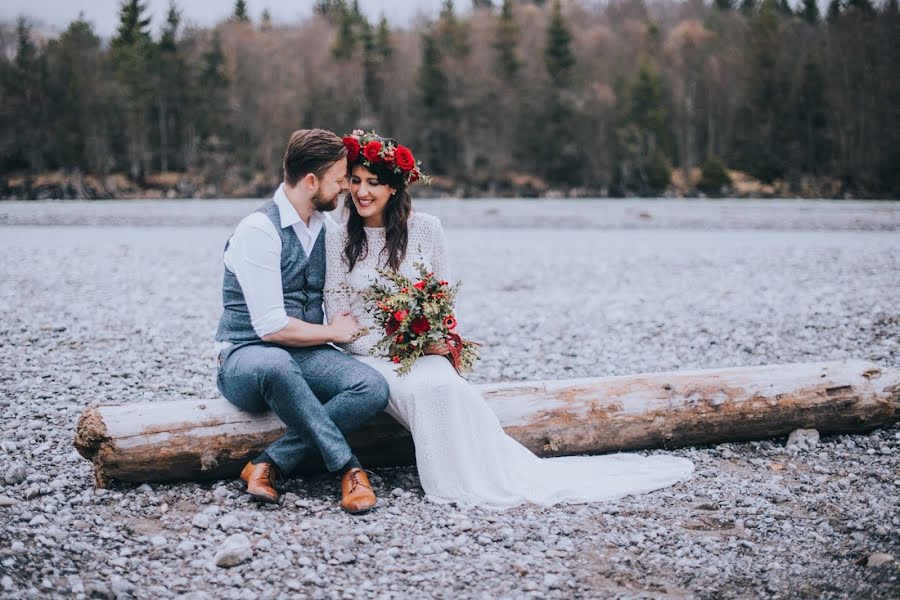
[
  {"x1": 191, "y1": 513, "x2": 210, "y2": 529},
  {"x1": 866, "y1": 553, "x2": 895, "y2": 567},
  {"x1": 0, "y1": 495, "x2": 18, "y2": 507},
  {"x1": 6, "y1": 464, "x2": 27, "y2": 485},
  {"x1": 110, "y1": 575, "x2": 135, "y2": 596},
  {"x1": 214, "y1": 534, "x2": 253, "y2": 568},
  {"x1": 786, "y1": 429, "x2": 820, "y2": 450},
  {"x1": 216, "y1": 514, "x2": 241, "y2": 531}
]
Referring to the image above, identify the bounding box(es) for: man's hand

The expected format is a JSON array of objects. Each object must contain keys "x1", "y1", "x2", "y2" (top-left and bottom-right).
[{"x1": 328, "y1": 311, "x2": 364, "y2": 344}]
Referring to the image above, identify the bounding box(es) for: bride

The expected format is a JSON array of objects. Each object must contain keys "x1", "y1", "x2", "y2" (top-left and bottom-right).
[{"x1": 324, "y1": 131, "x2": 693, "y2": 508}]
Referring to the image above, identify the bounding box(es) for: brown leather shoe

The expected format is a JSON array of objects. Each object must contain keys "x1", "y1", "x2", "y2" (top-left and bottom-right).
[
  {"x1": 340, "y1": 468, "x2": 377, "y2": 514},
  {"x1": 240, "y1": 461, "x2": 279, "y2": 504}
]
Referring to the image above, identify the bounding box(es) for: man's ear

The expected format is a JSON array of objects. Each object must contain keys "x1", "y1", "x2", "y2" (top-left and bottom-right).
[{"x1": 304, "y1": 172, "x2": 318, "y2": 191}]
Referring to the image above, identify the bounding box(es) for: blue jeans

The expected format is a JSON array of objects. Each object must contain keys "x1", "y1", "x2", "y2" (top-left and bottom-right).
[{"x1": 216, "y1": 343, "x2": 389, "y2": 475}]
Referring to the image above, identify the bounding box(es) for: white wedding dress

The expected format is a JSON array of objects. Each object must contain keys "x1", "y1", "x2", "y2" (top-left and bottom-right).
[{"x1": 324, "y1": 213, "x2": 693, "y2": 508}]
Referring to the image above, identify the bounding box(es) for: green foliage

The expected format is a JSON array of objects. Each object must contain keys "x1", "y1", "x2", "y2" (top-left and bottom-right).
[
  {"x1": 375, "y1": 17, "x2": 392, "y2": 59},
  {"x1": 544, "y1": 0, "x2": 575, "y2": 87},
  {"x1": 331, "y1": 5, "x2": 357, "y2": 61},
  {"x1": 233, "y1": 0, "x2": 250, "y2": 22},
  {"x1": 714, "y1": 0, "x2": 734, "y2": 11},
  {"x1": 493, "y1": 0, "x2": 520, "y2": 82},
  {"x1": 827, "y1": 0, "x2": 843, "y2": 21},
  {"x1": 801, "y1": 0, "x2": 820, "y2": 22},
  {"x1": 698, "y1": 156, "x2": 732, "y2": 194},
  {"x1": 436, "y1": 1, "x2": 471, "y2": 57}
]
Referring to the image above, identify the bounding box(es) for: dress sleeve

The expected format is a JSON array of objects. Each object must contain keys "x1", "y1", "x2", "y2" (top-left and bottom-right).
[
  {"x1": 429, "y1": 216, "x2": 452, "y2": 283},
  {"x1": 323, "y1": 226, "x2": 382, "y2": 356},
  {"x1": 323, "y1": 226, "x2": 352, "y2": 324}
]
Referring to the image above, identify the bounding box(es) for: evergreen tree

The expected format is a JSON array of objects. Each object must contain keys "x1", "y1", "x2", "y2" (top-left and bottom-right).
[
  {"x1": 776, "y1": 0, "x2": 794, "y2": 16},
  {"x1": 740, "y1": 0, "x2": 758, "y2": 12},
  {"x1": 826, "y1": 0, "x2": 842, "y2": 20},
  {"x1": 261, "y1": 9, "x2": 273, "y2": 31},
  {"x1": 156, "y1": 1, "x2": 186, "y2": 171},
  {"x1": 332, "y1": 5, "x2": 357, "y2": 60},
  {"x1": 845, "y1": 0, "x2": 875, "y2": 15},
  {"x1": 111, "y1": 0, "x2": 156, "y2": 179},
  {"x1": 544, "y1": 0, "x2": 575, "y2": 88},
  {"x1": 714, "y1": 0, "x2": 734, "y2": 11},
  {"x1": 4, "y1": 17, "x2": 45, "y2": 171},
  {"x1": 796, "y1": 57, "x2": 830, "y2": 174},
  {"x1": 417, "y1": 30, "x2": 455, "y2": 173},
  {"x1": 197, "y1": 32, "x2": 229, "y2": 141},
  {"x1": 615, "y1": 61, "x2": 674, "y2": 194},
  {"x1": 801, "y1": 0, "x2": 820, "y2": 22},
  {"x1": 233, "y1": 0, "x2": 250, "y2": 22},
  {"x1": 361, "y1": 19, "x2": 381, "y2": 112},
  {"x1": 437, "y1": 1, "x2": 470, "y2": 57},
  {"x1": 375, "y1": 16, "x2": 392, "y2": 60},
  {"x1": 493, "y1": 0, "x2": 520, "y2": 82}
]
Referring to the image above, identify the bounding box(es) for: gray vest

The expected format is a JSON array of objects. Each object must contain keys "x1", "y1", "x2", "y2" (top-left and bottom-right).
[{"x1": 215, "y1": 201, "x2": 326, "y2": 343}]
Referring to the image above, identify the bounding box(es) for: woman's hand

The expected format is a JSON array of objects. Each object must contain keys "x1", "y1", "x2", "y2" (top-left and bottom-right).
[
  {"x1": 424, "y1": 339, "x2": 451, "y2": 356},
  {"x1": 328, "y1": 311, "x2": 365, "y2": 344}
]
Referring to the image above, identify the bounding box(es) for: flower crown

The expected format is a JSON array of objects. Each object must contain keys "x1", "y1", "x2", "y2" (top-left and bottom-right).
[{"x1": 342, "y1": 130, "x2": 431, "y2": 187}]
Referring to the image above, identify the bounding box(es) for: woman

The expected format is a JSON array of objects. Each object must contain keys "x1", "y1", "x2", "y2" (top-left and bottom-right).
[{"x1": 324, "y1": 131, "x2": 693, "y2": 508}]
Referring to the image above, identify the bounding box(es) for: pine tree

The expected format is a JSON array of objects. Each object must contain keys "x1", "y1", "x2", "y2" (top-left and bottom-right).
[
  {"x1": 437, "y1": 1, "x2": 470, "y2": 58},
  {"x1": 361, "y1": 19, "x2": 381, "y2": 112},
  {"x1": 111, "y1": 0, "x2": 156, "y2": 179},
  {"x1": 714, "y1": 0, "x2": 734, "y2": 11},
  {"x1": 544, "y1": 0, "x2": 575, "y2": 88},
  {"x1": 261, "y1": 9, "x2": 273, "y2": 31},
  {"x1": 796, "y1": 57, "x2": 830, "y2": 174},
  {"x1": 233, "y1": 0, "x2": 250, "y2": 23},
  {"x1": 740, "y1": 0, "x2": 758, "y2": 13},
  {"x1": 375, "y1": 16, "x2": 392, "y2": 60},
  {"x1": 156, "y1": 1, "x2": 185, "y2": 171},
  {"x1": 845, "y1": 0, "x2": 875, "y2": 15},
  {"x1": 332, "y1": 5, "x2": 356, "y2": 61},
  {"x1": 801, "y1": 0, "x2": 820, "y2": 22},
  {"x1": 493, "y1": 0, "x2": 520, "y2": 82},
  {"x1": 197, "y1": 32, "x2": 229, "y2": 140},
  {"x1": 417, "y1": 30, "x2": 454, "y2": 173},
  {"x1": 826, "y1": 0, "x2": 842, "y2": 20},
  {"x1": 776, "y1": 0, "x2": 794, "y2": 16}
]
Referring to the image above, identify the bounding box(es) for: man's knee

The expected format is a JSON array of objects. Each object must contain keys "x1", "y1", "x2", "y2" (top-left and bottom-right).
[
  {"x1": 360, "y1": 369, "x2": 390, "y2": 410},
  {"x1": 243, "y1": 346, "x2": 300, "y2": 387}
]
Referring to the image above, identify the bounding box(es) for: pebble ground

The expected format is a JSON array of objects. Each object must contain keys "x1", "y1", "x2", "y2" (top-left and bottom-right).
[{"x1": 0, "y1": 200, "x2": 898, "y2": 599}]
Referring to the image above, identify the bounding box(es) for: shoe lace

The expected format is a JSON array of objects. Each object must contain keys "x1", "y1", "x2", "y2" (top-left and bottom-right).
[{"x1": 348, "y1": 469, "x2": 372, "y2": 491}]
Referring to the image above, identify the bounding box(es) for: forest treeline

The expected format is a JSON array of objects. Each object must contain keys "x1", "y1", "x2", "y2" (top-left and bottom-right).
[{"x1": 2, "y1": 0, "x2": 899, "y2": 199}]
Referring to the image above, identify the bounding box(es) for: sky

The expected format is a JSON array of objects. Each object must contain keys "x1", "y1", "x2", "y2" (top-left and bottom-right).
[{"x1": 1, "y1": 0, "x2": 459, "y2": 37}]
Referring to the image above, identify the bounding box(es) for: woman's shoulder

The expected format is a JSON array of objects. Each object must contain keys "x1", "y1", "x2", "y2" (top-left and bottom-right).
[
  {"x1": 325, "y1": 216, "x2": 347, "y2": 240},
  {"x1": 410, "y1": 211, "x2": 443, "y2": 233}
]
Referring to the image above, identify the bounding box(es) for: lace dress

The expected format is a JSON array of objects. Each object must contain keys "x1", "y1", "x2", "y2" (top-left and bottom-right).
[{"x1": 324, "y1": 213, "x2": 694, "y2": 508}]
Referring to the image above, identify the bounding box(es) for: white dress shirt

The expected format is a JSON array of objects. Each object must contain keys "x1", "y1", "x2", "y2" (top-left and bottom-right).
[{"x1": 223, "y1": 184, "x2": 335, "y2": 338}]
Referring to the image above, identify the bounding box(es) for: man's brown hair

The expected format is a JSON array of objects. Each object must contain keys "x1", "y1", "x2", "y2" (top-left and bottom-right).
[{"x1": 283, "y1": 129, "x2": 347, "y2": 186}]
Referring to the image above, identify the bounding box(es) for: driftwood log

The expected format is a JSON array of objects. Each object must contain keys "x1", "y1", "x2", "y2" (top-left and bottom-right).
[{"x1": 74, "y1": 360, "x2": 900, "y2": 487}]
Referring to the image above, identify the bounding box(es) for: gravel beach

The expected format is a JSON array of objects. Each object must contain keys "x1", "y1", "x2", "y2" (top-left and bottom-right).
[{"x1": 1, "y1": 200, "x2": 898, "y2": 599}]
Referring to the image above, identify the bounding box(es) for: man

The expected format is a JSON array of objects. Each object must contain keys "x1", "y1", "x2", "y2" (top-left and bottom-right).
[{"x1": 215, "y1": 129, "x2": 389, "y2": 513}]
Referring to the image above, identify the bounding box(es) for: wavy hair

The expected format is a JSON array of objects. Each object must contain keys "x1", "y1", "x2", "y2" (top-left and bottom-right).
[{"x1": 343, "y1": 180, "x2": 412, "y2": 272}]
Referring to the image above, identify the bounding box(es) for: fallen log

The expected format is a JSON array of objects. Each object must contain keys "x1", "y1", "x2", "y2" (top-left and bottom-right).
[{"x1": 74, "y1": 361, "x2": 900, "y2": 487}]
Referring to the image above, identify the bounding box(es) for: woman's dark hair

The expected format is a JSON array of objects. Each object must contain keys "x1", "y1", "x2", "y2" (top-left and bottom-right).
[{"x1": 343, "y1": 167, "x2": 412, "y2": 272}]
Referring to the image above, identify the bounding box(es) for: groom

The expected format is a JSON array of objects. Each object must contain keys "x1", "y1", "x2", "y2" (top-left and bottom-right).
[{"x1": 215, "y1": 128, "x2": 389, "y2": 513}]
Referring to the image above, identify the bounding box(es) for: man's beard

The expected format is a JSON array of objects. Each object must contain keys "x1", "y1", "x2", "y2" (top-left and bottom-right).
[{"x1": 311, "y1": 192, "x2": 340, "y2": 212}]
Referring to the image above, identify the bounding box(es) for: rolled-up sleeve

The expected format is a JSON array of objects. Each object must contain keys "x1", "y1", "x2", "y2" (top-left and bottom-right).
[{"x1": 223, "y1": 214, "x2": 289, "y2": 338}]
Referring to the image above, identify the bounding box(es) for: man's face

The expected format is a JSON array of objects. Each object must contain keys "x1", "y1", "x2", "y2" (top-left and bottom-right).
[{"x1": 311, "y1": 158, "x2": 350, "y2": 212}]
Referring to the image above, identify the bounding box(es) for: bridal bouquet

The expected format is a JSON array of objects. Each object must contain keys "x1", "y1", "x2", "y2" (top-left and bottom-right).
[{"x1": 362, "y1": 263, "x2": 480, "y2": 376}]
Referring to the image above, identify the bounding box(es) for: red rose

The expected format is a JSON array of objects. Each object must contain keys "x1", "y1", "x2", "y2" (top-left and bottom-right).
[
  {"x1": 444, "y1": 315, "x2": 457, "y2": 330},
  {"x1": 394, "y1": 145, "x2": 416, "y2": 171},
  {"x1": 393, "y1": 309, "x2": 408, "y2": 323},
  {"x1": 410, "y1": 316, "x2": 430, "y2": 335},
  {"x1": 363, "y1": 140, "x2": 383, "y2": 163},
  {"x1": 392, "y1": 356, "x2": 401, "y2": 364},
  {"x1": 413, "y1": 281, "x2": 426, "y2": 290},
  {"x1": 385, "y1": 318, "x2": 400, "y2": 335},
  {"x1": 394, "y1": 334, "x2": 405, "y2": 343},
  {"x1": 408, "y1": 169, "x2": 420, "y2": 183},
  {"x1": 343, "y1": 136, "x2": 360, "y2": 162}
]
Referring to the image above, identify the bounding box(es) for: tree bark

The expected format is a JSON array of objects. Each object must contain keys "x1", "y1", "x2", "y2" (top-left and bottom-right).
[{"x1": 74, "y1": 361, "x2": 900, "y2": 487}]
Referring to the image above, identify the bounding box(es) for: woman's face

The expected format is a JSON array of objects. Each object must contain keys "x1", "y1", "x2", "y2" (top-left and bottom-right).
[{"x1": 350, "y1": 164, "x2": 396, "y2": 226}]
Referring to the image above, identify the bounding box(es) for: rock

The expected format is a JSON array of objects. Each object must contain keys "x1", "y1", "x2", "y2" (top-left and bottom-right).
[
  {"x1": 1, "y1": 576, "x2": 12, "y2": 592},
  {"x1": 216, "y1": 514, "x2": 241, "y2": 531},
  {"x1": 150, "y1": 535, "x2": 167, "y2": 547},
  {"x1": 5, "y1": 463, "x2": 27, "y2": 485},
  {"x1": 191, "y1": 513, "x2": 210, "y2": 529},
  {"x1": 0, "y1": 495, "x2": 18, "y2": 507},
  {"x1": 110, "y1": 575, "x2": 135, "y2": 596},
  {"x1": 865, "y1": 553, "x2": 895, "y2": 567},
  {"x1": 786, "y1": 429, "x2": 820, "y2": 450},
  {"x1": 214, "y1": 534, "x2": 253, "y2": 568}
]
